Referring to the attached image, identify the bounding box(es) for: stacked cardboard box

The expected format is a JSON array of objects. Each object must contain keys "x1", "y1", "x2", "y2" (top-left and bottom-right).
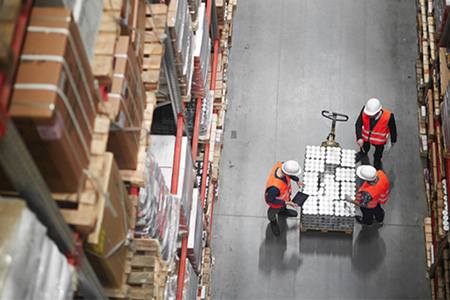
[
  {"x1": 9, "y1": 7, "x2": 102, "y2": 193},
  {"x1": 85, "y1": 152, "x2": 136, "y2": 289},
  {"x1": 107, "y1": 36, "x2": 146, "y2": 170},
  {"x1": 191, "y1": 3, "x2": 211, "y2": 99}
]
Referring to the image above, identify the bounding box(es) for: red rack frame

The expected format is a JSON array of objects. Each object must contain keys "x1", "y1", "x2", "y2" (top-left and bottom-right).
[{"x1": 0, "y1": 0, "x2": 33, "y2": 138}]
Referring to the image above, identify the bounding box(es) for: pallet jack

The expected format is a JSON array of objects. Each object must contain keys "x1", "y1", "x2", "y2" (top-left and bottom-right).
[{"x1": 320, "y1": 110, "x2": 349, "y2": 148}]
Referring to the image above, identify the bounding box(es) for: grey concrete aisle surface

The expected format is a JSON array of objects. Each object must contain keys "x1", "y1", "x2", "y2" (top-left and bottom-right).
[{"x1": 211, "y1": 1, "x2": 430, "y2": 299}]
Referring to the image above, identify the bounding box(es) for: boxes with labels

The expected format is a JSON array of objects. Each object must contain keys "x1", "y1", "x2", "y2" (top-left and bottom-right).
[
  {"x1": 107, "y1": 36, "x2": 146, "y2": 170},
  {"x1": 0, "y1": 198, "x2": 75, "y2": 300},
  {"x1": 8, "y1": 7, "x2": 102, "y2": 193},
  {"x1": 84, "y1": 152, "x2": 136, "y2": 289}
]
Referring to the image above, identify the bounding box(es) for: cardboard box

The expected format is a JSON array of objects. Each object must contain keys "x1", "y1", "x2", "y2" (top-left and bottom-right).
[
  {"x1": 85, "y1": 153, "x2": 134, "y2": 289},
  {"x1": 107, "y1": 36, "x2": 146, "y2": 169},
  {"x1": 8, "y1": 7, "x2": 101, "y2": 192}
]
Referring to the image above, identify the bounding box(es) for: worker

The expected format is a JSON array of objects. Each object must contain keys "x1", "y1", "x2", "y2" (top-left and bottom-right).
[
  {"x1": 265, "y1": 160, "x2": 305, "y2": 236},
  {"x1": 355, "y1": 98, "x2": 397, "y2": 170},
  {"x1": 348, "y1": 165, "x2": 390, "y2": 226}
]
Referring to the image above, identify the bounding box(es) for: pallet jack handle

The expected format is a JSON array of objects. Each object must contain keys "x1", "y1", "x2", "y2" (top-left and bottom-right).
[{"x1": 321, "y1": 110, "x2": 349, "y2": 122}]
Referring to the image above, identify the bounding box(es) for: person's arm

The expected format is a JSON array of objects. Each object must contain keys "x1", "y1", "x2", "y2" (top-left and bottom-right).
[
  {"x1": 265, "y1": 186, "x2": 285, "y2": 206},
  {"x1": 290, "y1": 175, "x2": 305, "y2": 188},
  {"x1": 355, "y1": 107, "x2": 364, "y2": 147},
  {"x1": 389, "y1": 113, "x2": 397, "y2": 145}
]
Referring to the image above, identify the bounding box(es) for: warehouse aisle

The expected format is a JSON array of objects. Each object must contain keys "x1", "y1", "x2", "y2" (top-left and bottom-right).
[{"x1": 211, "y1": 1, "x2": 430, "y2": 299}]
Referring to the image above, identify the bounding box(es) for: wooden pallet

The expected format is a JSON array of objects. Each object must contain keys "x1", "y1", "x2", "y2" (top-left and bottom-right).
[
  {"x1": 142, "y1": 4, "x2": 166, "y2": 93},
  {"x1": 300, "y1": 223, "x2": 353, "y2": 235},
  {"x1": 91, "y1": 0, "x2": 122, "y2": 85},
  {"x1": 424, "y1": 217, "x2": 433, "y2": 269},
  {"x1": 119, "y1": 92, "x2": 157, "y2": 187},
  {"x1": 53, "y1": 108, "x2": 112, "y2": 234}
]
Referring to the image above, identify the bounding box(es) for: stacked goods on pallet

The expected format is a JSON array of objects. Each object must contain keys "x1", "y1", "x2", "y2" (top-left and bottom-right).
[
  {"x1": 128, "y1": 0, "x2": 147, "y2": 70},
  {"x1": 168, "y1": 0, "x2": 195, "y2": 99},
  {"x1": 199, "y1": 91, "x2": 215, "y2": 141},
  {"x1": 64, "y1": 0, "x2": 103, "y2": 62},
  {"x1": 301, "y1": 146, "x2": 356, "y2": 233},
  {"x1": 107, "y1": 35, "x2": 146, "y2": 170},
  {"x1": 191, "y1": 3, "x2": 211, "y2": 98},
  {"x1": 187, "y1": 189, "x2": 205, "y2": 272},
  {"x1": 5, "y1": 7, "x2": 102, "y2": 193},
  {"x1": 195, "y1": 160, "x2": 211, "y2": 208},
  {"x1": 187, "y1": 0, "x2": 201, "y2": 30},
  {"x1": 442, "y1": 83, "x2": 450, "y2": 156},
  {"x1": 184, "y1": 259, "x2": 199, "y2": 299},
  {"x1": 91, "y1": 0, "x2": 123, "y2": 85},
  {"x1": 435, "y1": 0, "x2": 450, "y2": 46},
  {"x1": 150, "y1": 135, "x2": 195, "y2": 233},
  {"x1": 143, "y1": 4, "x2": 166, "y2": 93},
  {"x1": 0, "y1": 198, "x2": 75, "y2": 299},
  {"x1": 137, "y1": 150, "x2": 180, "y2": 265},
  {"x1": 0, "y1": 0, "x2": 22, "y2": 71},
  {"x1": 199, "y1": 247, "x2": 213, "y2": 300},
  {"x1": 84, "y1": 152, "x2": 136, "y2": 290}
]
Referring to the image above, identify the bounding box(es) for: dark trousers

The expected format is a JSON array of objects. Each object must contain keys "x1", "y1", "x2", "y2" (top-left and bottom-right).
[
  {"x1": 268, "y1": 206, "x2": 284, "y2": 221},
  {"x1": 361, "y1": 141, "x2": 385, "y2": 161},
  {"x1": 360, "y1": 203, "x2": 385, "y2": 225}
]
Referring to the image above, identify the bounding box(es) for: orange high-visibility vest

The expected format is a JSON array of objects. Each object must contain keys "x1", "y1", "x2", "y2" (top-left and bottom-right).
[
  {"x1": 265, "y1": 162, "x2": 292, "y2": 208},
  {"x1": 362, "y1": 109, "x2": 391, "y2": 145},
  {"x1": 356, "y1": 170, "x2": 389, "y2": 208}
]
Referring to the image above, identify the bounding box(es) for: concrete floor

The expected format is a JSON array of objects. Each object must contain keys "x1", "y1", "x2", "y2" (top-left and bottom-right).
[{"x1": 211, "y1": 0, "x2": 430, "y2": 299}]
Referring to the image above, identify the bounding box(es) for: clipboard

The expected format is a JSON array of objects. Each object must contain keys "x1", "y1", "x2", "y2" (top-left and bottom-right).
[{"x1": 292, "y1": 191, "x2": 309, "y2": 206}]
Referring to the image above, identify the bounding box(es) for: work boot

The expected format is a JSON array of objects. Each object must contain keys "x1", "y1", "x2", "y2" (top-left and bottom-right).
[
  {"x1": 270, "y1": 220, "x2": 280, "y2": 236},
  {"x1": 376, "y1": 210, "x2": 385, "y2": 226},
  {"x1": 279, "y1": 208, "x2": 298, "y2": 218},
  {"x1": 374, "y1": 159, "x2": 382, "y2": 170},
  {"x1": 354, "y1": 216, "x2": 372, "y2": 227},
  {"x1": 355, "y1": 151, "x2": 367, "y2": 163}
]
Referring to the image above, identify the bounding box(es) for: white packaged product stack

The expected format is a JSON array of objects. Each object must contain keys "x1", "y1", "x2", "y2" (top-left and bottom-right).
[
  {"x1": 301, "y1": 146, "x2": 356, "y2": 232},
  {"x1": 0, "y1": 198, "x2": 75, "y2": 300},
  {"x1": 443, "y1": 179, "x2": 449, "y2": 232}
]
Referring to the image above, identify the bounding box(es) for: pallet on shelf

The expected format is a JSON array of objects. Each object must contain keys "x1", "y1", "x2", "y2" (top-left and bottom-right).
[
  {"x1": 142, "y1": 4, "x2": 166, "y2": 93},
  {"x1": 91, "y1": 0, "x2": 122, "y2": 85},
  {"x1": 119, "y1": 91, "x2": 157, "y2": 187},
  {"x1": 425, "y1": 217, "x2": 433, "y2": 269},
  {"x1": 52, "y1": 109, "x2": 111, "y2": 233}
]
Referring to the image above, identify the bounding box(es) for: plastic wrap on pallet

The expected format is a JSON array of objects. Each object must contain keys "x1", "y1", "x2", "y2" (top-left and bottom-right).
[
  {"x1": 187, "y1": 189, "x2": 204, "y2": 271},
  {"x1": 192, "y1": 4, "x2": 211, "y2": 97},
  {"x1": 182, "y1": 259, "x2": 199, "y2": 300},
  {"x1": 137, "y1": 150, "x2": 181, "y2": 264},
  {"x1": 434, "y1": 0, "x2": 450, "y2": 40},
  {"x1": 0, "y1": 198, "x2": 75, "y2": 300},
  {"x1": 301, "y1": 146, "x2": 356, "y2": 231},
  {"x1": 442, "y1": 83, "x2": 450, "y2": 154},
  {"x1": 199, "y1": 91, "x2": 215, "y2": 140}
]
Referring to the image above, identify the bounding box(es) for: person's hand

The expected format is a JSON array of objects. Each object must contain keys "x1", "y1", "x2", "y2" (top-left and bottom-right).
[
  {"x1": 357, "y1": 139, "x2": 364, "y2": 148},
  {"x1": 297, "y1": 181, "x2": 305, "y2": 188},
  {"x1": 287, "y1": 201, "x2": 298, "y2": 208},
  {"x1": 391, "y1": 142, "x2": 396, "y2": 146},
  {"x1": 349, "y1": 199, "x2": 360, "y2": 206}
]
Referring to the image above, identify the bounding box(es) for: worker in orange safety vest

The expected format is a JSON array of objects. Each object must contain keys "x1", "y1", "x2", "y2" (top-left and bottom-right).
[
  {"x1": 265, "y1": 160, "x2": 305, "y2": 236},
  {"x1": 355, "y1": 98, "x2": 397, "y2": 170},
  {"x1": 348, "y1": 165, "x2": 390, "y2": 226}
]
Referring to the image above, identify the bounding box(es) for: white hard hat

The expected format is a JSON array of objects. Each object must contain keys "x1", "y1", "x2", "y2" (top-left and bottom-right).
[
  {"x1": 356, "y1": 165, "x2": 377, "y2": 181},
  {"x1": 364, "y1": 98, "x2": 382, "y2": 116},
  {"x1": 281, "y1": 160, "x2": 302, "y2": 177}
]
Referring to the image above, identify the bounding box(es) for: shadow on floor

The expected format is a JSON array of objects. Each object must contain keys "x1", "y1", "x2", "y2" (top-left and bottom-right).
[
  {"x1": 299, "y1": 230, "x2": 353, "y2": 256},
  {"x1": 351, "y1": 225, "x2": 386, "y2": 274},
  {"x1": 258, "y1": 217, "x2": 303, "y2": 273}
]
